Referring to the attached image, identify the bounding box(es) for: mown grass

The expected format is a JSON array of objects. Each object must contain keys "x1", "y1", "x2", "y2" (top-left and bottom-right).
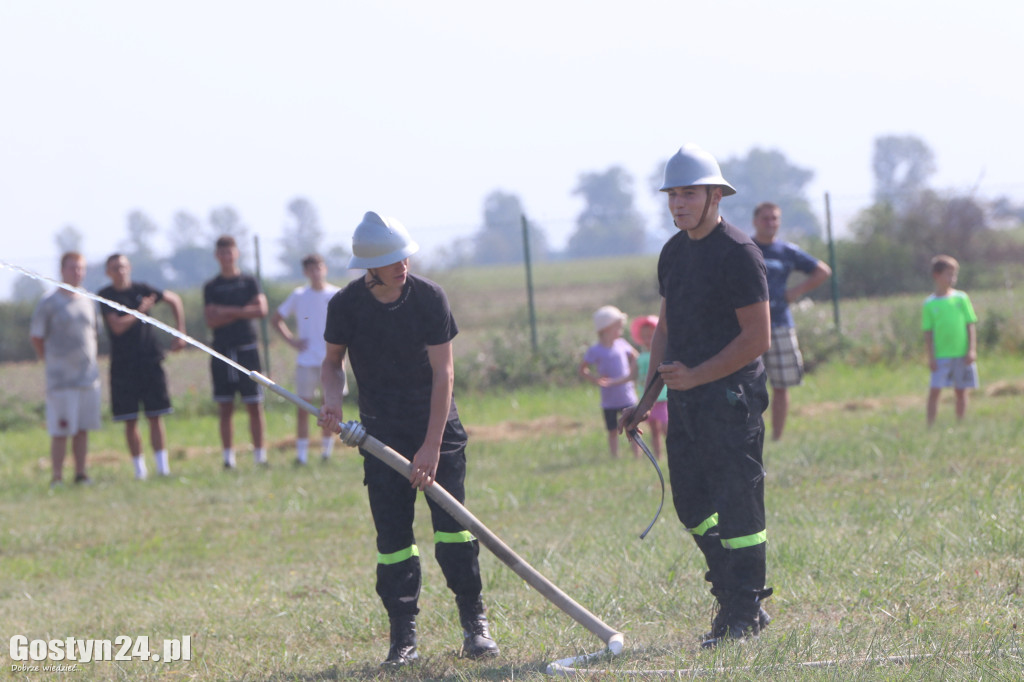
[
  {"x1": 1, "y1": 350, "x2": 1023, "y2": 680},
  {"x1": 2, "y1": 260, "x2": 1022, "y2": 680}
]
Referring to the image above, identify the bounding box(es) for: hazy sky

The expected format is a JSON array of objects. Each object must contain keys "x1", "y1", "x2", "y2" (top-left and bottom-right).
[{"x1": 3, "y1": 0, "x2": 1022, "y2": 297}]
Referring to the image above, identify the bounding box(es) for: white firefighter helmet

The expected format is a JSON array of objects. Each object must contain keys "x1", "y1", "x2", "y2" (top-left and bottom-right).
[
  {"x1": 660, "y1": 143, "x2": 736, "y2": 196},
  {"x1": 348, "y1": 211, "x2": 420, "y2": 269}
]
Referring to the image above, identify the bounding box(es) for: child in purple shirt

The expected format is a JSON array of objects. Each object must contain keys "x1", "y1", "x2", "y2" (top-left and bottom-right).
[{"x1": 579, "y1": 305, "x2": 640, "y2": 458}]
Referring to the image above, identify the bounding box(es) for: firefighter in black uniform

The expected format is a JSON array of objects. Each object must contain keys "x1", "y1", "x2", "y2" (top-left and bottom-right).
[
  {"x1": 621, "y1": 144, "x2": 774, "y2": 647},
  {"x1": 318, "y1": 211, "x2": 498, "y2": 666}
]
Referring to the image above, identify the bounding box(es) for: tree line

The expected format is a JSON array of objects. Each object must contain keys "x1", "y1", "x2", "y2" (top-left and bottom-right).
[{"x1": 4, "y1": 134, "x2": 1023, "y2": 362}]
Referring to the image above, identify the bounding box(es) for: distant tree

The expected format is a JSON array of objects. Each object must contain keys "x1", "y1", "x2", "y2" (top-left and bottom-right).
[
  {"x1": 718, "y1": 148, "x2": 820, "y2": 238},
  {"x1": 566, "y1": 166, "x2": 646, "y2": 258},
  {"x1": 872, "y1": 134, "x2": 936, "y2": 208},
  {"x1": 278, "y1": 197, "x2": 325, "y2": 279},
  {"x1": 648, "y1": 160, "x2": 673, "y2": 234},
  {"x1": 123, "y1": 210, "x2": 160, "y2": 260},
  {"x1": 166, "y1": 211, "x2": 212, "y2": 287},
  {"x1": 433, "y1": 236, "x2": 474, "y2": 269},
  {"x1": 849, "y1": 201, "x2": 898, "y2": 243},
  {"x1": 324, "y1": 244, "x2": 351, "y2": 281},
  {"x1": 119, "y1": 210, "x2": 166, "y2": 286},
  {"x1": 471, "y1": 190, "x2": 549, "y2": 265},
  {"x1": 11, "y1": 277, "x2": 46, "y2": 302},
  {"x1": 846, "y1": 188, "x2": 990, "y2": 294},
  {"x1": 209, "y1": 206, "x2": 252, "y2": 268},
  {"x1": 55, "y1": 225, "x2": 83, "y2": 254},
  {"x1": 991, "y1": 196, "x2": 1024, "y2": 224}
]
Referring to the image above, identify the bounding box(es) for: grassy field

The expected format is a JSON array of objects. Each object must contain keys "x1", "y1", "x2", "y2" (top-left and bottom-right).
[
  {"x1": 1, "y1": 347, "x2": 1023, "y2": 680},
  {"x1": 1, "y1": 259, "x2": 1022, "y2": 680}
]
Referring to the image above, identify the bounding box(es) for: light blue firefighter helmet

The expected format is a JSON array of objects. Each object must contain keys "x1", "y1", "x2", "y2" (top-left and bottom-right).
[
  {"x1": 659, "y1": 143, "x2": 736, "y2": 196},
  {"x1": 347, "y1": 212, "x2": 420, "y2": 269}
]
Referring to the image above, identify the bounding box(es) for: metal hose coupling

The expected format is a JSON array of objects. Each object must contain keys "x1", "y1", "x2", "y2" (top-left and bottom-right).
[{"x1": 338, "y1": 421, "x2": 368, "y2": 448}]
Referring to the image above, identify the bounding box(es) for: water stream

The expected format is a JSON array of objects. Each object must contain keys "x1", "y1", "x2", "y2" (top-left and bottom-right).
[{"x1": 1, "y1": 259, "x2": 249, "y2": 374}]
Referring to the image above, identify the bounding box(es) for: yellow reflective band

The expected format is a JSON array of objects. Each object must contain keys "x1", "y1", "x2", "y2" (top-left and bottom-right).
[
  {"x1": 434, "y1": 530, "x2": 475, "y2": 544},
  {"x1": 687, "y1": 513, "x2": 719, "y2": 537},
  {"x1": 377, "y1": 545, "x2": 419, "y2": 565},
  {"x1": 721, "y1": 530, "x2": 767, "y2": 549}
]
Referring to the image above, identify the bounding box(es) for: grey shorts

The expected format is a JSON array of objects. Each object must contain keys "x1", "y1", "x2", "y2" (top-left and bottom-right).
[
  {"x1": 763, "y1": 326, "x2": 803, "y2": 389},
  {"x1": 46, "y1": 383, "x2": 102, "y2": 436},
  {"x1": 930, "y1": 357, "x2": 979, "y2": 390}
]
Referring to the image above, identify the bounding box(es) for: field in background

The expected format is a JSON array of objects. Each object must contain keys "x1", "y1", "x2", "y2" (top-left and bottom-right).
[
  {"x1": 1, "y1": 356, "x2": 1022, "y2": 680},
  {"x1": 1, "y1": 257, "x2": 1022, "y2": 680},
  {"x1": 2, "y1": 254, "x2": 1020, "y2": 403}
]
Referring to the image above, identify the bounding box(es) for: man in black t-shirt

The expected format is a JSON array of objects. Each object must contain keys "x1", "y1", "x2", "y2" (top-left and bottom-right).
[
  {"x1": 99, "y1": 253, "x2": 186, "y2": 479},
  {"x1": 621, "y1": 144, "x2": 773, "y2": 648},
  {"x1": 318, "y1": 212, "x2": 498, "y2": 667},
  {"x1": 203, "y1": 235, "x2": 268, "y2": 469}
]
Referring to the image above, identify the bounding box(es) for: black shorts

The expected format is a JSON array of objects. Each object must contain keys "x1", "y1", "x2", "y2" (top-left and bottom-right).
[
  {"x1": 211, "y1": 345, "x2": 264, "y2": 404},
  {"x1": 110, "y1": 361, "x2": 172, "y2": 421}
]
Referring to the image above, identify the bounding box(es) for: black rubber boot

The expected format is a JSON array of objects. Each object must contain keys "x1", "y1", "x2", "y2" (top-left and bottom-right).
[
  {"x1": 700, "y1": 602, "x2": 771, "y2": 642},
  {"x1": 700, "y1": 588, "x2": 772, "y2": 649},
  {"x1": 456, "y1": 596, "x2": 499, "y2": 659},
  {"x1": 382, "y1": 615, "x2": 418, "y2": 667}
]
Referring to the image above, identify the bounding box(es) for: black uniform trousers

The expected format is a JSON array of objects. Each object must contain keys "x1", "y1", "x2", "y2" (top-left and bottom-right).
[
  {"x1": 360, "y1": 428, "x2": 482, "y2": 618},
  {"x1": 666, "y1": 373, "x2": 769, "y2": 607}
]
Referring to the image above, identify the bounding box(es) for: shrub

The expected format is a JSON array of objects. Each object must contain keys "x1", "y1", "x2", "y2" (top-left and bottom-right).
[{"x1": 457, "y1": 326, "x2": 580, "y2": 392}]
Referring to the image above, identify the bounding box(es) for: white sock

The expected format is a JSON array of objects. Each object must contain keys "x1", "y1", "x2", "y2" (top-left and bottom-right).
[
  {"x1": 133, "y1": 455, "x2": 147, "y2": 480},
  {"x1": 154, "y1": 449, "x2": 170, "y2": 476},
  {"x1": 253, "y1": 448, "x2": 267, "y2": 464},
  {"x1": 223, "y1": 449, "x2": 236, "y2": 467},
  {"x1": 296, "y1": 438, "x2": 309, "y2": 464},
  {"x1": 321, "y1": 437, "x2": 334, "y2": 459}
]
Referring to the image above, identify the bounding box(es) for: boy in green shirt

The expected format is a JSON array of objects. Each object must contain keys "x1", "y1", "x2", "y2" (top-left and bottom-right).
[{"x1": 922, "y1": 255, "x2": 978, "y2": 426}]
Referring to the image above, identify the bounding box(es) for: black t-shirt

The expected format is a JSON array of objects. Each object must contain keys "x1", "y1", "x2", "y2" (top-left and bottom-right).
[
  {"x1": 203, "y1": 274, "x2": 262, "y2": 350},
  {"x1": 324, "y1": 274, "x2": 466, "y2": 448},
  {"x1": 97, "y1": 282, "x2": 165, "y2": 368},
  {"x1": 657, "y1": 219, "x2": 768, "y2": 394}
]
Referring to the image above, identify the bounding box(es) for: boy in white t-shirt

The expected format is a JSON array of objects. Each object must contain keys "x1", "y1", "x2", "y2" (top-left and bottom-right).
[{"x1": 271, "y1": 254, "x2": 344, "y2": 463}]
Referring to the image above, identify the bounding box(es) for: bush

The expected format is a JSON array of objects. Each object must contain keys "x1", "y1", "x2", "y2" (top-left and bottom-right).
[
  {"x1": 834, "y1": 238, "x2": 919, "y2": 297},
  {"x1": 457, "y1": 326, "x2": 580, "y2": 392}
]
